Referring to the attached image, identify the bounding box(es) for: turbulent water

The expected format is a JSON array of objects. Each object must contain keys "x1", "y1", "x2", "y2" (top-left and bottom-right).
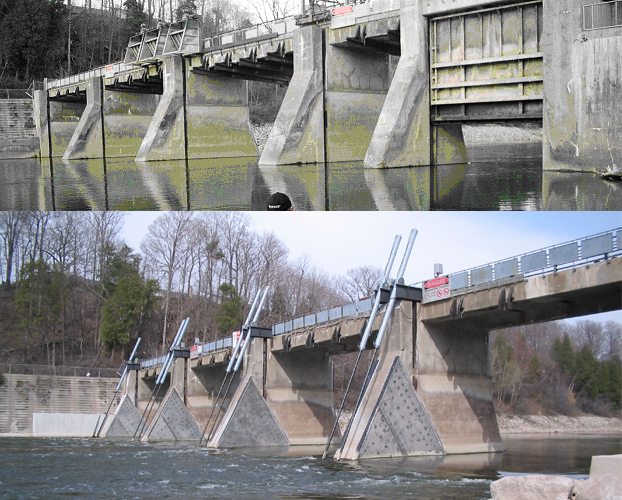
[
  {"x1": 0, "y1": 143, "x2": 620, "y2": 210},
  {"x1": 0, "y1": 435, "x2": 620, "y2": 500}
]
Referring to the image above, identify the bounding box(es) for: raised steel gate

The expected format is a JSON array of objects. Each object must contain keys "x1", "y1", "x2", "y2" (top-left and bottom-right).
[{"x1": 429, "y1": 0, "x2": 543, "y2": 122}]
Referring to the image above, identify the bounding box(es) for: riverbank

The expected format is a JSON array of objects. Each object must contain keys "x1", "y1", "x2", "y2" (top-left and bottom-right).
[
  {"x1": 250, "y1": 122, "x2": 542, "y2": 155},
  {"x1": 498, "y1": 414, "x2": 622, "y2": 435}
]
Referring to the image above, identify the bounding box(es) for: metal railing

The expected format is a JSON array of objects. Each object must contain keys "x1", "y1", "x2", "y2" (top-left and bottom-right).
[
  {"x1": 583, "y1": 1, "x2": 622, "y2": 30},
  {"x1": 46, "y1": 61, "x2": 136, "y2": 91},
  {"x1": 203, "y1": 16, "x2": 297, "y2": 51},
  {"x1": 139, "y1": 337, "x2": 234, "y2": 368},
  {"x1": 0, "y1": 363, "x2": 119, "y2": 378},
  {"x1": 446, "y1": 228, "x2": 621, "y2": 291},
  {"x1": 272, "y1": 297, "x2": 373, "y2": 336}
]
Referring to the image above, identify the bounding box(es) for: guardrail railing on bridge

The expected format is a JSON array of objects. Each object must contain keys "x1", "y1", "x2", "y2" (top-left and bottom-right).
[
  {"x1": 446, "y1": 228, "x2": 622, "y2": 291},
  {"x1": 203, "y1": 16, "x2": 298, "y2": 51}
]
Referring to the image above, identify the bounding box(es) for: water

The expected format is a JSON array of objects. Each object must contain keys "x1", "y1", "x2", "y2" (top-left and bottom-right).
[
  {"x1": 1, "y1": 143, "x2": 620, "y2": 210},
  {"x1": 0, "y1": 434, "x2": 619, "y2": 499}
]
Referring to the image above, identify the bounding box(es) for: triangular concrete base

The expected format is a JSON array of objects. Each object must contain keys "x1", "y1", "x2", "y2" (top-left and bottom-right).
[
  {"x1": 141, "y1": 388, "x2": 202, "y2": 441},
  {"x1": 103, "y1": 394, "x2": 144, "y2": 437},
  {"x1": 338, "y1": 357, "x2": 444, "y2": 460},
  {"x1": 209, "y1": 378, "x2": 289, "y2": 448}
]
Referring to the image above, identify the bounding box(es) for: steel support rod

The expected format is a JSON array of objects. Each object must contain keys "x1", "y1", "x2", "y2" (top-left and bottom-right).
[
  {"x1": 94, "y1": 338, "x2": 142, "y2": 437},
  {"x1": 204, "y1": 287, "x2": 270, "y2": 445},
  {"x1": 198, "y1": 290, "x2": 263, "y2": 446},
  {"x1": 132, "y1": 318, "x2": 189, "y2": 441},
  {"x1": 334, "y1": 229, "x2": 418, "y2": 459},
  {"x1": 322, "y1": 235, "x2": 402, "y2": 460}
]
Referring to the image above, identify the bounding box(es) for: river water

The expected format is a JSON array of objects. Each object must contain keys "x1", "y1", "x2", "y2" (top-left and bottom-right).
[
  {"x1": 1, "y1": 143, "x2": 620, "y2": 210},
  {"x1": 0, "y1": 434, "x2": 620, "y2": 500}
]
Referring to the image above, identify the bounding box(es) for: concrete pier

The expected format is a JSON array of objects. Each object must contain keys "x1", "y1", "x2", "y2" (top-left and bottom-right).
[
  {"x1": 335, "y1": 301, "x2": 444, "y2": 460},
  {"x1": 365, "y1": 2, "x2": 431, "y2": 168},
  {"x1": 63, "y1": 77, "x2": 159, "y2": 160},
  {"x1": 136, "y1": 55, "x2": 257, "y2": 162},
  {"x1": 208, "y1": 337, "x2": 289, "y2": 448},
  {"x1": 33, "y1": 90, "x2": 85, "y2": 158},
  {"x1": 324, "y1": 35, "x2": 393, "y2": 162},
  {"x1": 259, "y1": 25, "x2": 325, "y2": 165}
]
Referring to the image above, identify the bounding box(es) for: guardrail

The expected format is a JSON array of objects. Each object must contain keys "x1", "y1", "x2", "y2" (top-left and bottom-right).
[
  {"x1": 0, "y1": 363, "x2": 119, "y2": 378},
  {"x1": 446, "y1": 228, "x2": 621, "y2": 291},
  {"x1": 203, "y1": 16, "x2": 297, "y2": 51},
  {"x1": 46, "y1": 61, "x2": 137, "y2": 91}
]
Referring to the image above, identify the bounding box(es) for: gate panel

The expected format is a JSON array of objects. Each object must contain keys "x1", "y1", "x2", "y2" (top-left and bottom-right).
[{"x1": 430, "y1": 0, "x2": 543, "y2": 122}]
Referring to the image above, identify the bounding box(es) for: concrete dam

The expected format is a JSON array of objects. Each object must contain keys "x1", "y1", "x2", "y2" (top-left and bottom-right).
[
  {"x1": 91, "y1": 228, "x2": 621, "y2": 460},
  {"x1": 32, "y1": 0, "x2": 622, "y2": 171}
]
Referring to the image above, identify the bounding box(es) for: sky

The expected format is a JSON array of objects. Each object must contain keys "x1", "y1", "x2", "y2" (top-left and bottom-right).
[{"x1": 121, "y1": 211, "x2": 622, "y2": 324}]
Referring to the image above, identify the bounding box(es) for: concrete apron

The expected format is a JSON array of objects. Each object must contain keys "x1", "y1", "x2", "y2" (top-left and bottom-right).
[
  {"x1": 136, "y1": 55, "x2": 257, "y2": 162},
  {"x1": 63, "y1": 77, "x2": 160, "y2": 160},
  {"x1": 33, "y1": 90, "x2": 85, "y2": 158}
]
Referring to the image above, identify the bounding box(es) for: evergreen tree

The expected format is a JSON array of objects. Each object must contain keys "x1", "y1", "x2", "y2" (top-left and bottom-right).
[
  {"x1": 214, "y1": 282, "x2": 243, "y2": 335},
  {"x1": 575, "y1": 345, "x2": 598, "y2": 398},
  {"x1": 174, "y1": 0, "x2": 197, "y2": 21},
  {"x1": 124, "y1": 0, "x2": 147, "y2": 32},
  {"x1": 552, "y1": 335, "x2": 575, "y2": 374},
  {"x1": 100, "y1": 245, "x2": 159, "y2": 353}
]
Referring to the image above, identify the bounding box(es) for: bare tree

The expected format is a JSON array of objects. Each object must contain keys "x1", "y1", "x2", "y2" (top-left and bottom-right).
[
  {"x1": 338, "y1": 265, "x2": 383, "y2": 303},
  {"x1": 0, "y1": 211, "x2": 25, "y2": 286},
  {"x1": 141, "y1": 212, "x2": 194, "y2": 353}
]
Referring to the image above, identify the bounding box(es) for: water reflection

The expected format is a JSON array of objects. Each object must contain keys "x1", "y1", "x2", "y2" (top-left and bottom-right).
[{"x1": 1, "y1": 142, "x2": 620, "y2": 210}]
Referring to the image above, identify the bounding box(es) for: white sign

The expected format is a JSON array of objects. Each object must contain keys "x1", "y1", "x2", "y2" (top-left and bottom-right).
[
  {"x1": 190, "y1": 345, "x2": 199, "y2": 359},
  {"x1": 422, "y1": 276, "x2": 451, "y2": 304},
  {"x1": 105, "y1": 64, "x2": 114, "y2": 78},
  {"x1": 232, "y1": 330, "x2": 243, "y2": 346}
]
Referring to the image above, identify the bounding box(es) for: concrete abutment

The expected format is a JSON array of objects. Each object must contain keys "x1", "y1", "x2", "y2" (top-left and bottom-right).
[{"x1": 34, "y1": 90, "x2": 85, "y2": 159}]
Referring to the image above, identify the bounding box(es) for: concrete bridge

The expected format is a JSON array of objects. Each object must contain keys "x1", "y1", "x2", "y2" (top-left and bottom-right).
[
  {"x1": 103, "y1": 228, "x2": 622, "y2": 460},
  {"x1": 33, "y1": 0, "x2": 622, "y2": 171}
]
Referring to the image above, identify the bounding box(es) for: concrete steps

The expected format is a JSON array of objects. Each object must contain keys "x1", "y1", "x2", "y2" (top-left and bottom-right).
[{"x1": 0, "y1": 99, "x2": 36, "y2": 139}]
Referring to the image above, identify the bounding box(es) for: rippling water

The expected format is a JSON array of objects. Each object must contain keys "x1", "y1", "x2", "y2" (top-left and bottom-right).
[
  {"x1": 1, "y1": 143, "x2": 619, "y2": 210},
  {"x1": 0, "y1": 435, "x2": 620, "y2": 500}
]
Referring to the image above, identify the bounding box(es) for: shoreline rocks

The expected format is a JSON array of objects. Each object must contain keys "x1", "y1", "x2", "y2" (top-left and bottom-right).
[
  {"x1": 498, "y1": 415, "x2": 622, "y2": 435},
  {"x1": 490, "y1": 473, "x2": 622, "y2": 500}
]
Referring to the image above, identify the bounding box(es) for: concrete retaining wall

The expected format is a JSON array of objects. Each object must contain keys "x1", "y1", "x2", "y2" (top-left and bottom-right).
[
  {"x1": 0, "y1": 373, "x2": 119, "y2": 436},
  {"x1": 543, "y1": 0, "x2": 622, "y2": 171},
  {"x1": 33, "y1": 413, "x2": 104, "y2": 437}
]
